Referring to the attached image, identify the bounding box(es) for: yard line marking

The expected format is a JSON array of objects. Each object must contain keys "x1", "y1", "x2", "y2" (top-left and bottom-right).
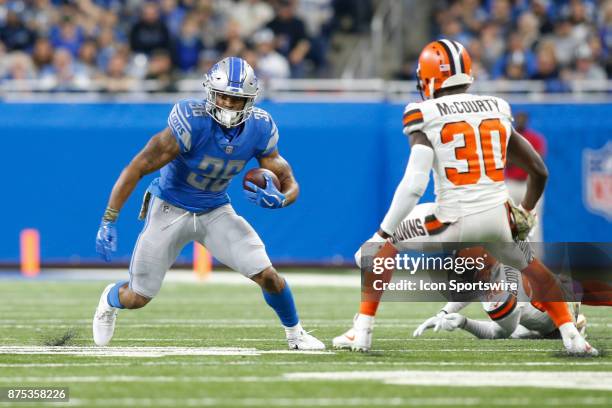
[
  {"x1": 2, "y1": 361, "x2": 612, "y2": 368},
  {"x1": 13, "y1": 396, "x2": 612, "y2": 407},
  {"x1": 0, "y1": 376, "x2": 277, "y2": 383},
  {"x1": 0, "y1": 318, "x2": 428, "y2": 324},
  {"x1": 0, "y1": 346, "x2": 334, "y2": 357},
  {"x1": 0, "y1": 345, "x2": 573, "y2": 355},
  {"x1": 285, "y1": 370, "x2": 612, "y2": 391}
]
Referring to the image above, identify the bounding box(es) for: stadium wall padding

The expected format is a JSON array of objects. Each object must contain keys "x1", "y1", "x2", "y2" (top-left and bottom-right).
[{"x1": 1, "y1": 101, "x2": 610, "y2": 264}]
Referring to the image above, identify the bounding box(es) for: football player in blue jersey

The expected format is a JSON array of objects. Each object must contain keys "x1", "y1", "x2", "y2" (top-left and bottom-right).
[{"x1": 93, "y1": 57, "x2": 324, "y2": 350}]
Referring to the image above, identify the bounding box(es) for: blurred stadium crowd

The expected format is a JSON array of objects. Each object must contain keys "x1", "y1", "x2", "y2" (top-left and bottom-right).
[
  {"x1": 0, "y1": 0, "x2": 610, "y2": 93},
  {"x1": 419, "y1": 0, "x2": 611, "y2": 88},
  {"x1": 0, "y1": 0, "x2": 372, "y2": 92}
]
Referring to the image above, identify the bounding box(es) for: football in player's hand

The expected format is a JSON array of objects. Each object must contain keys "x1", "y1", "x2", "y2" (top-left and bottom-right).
[{"x1": 243, "y1": 168, "x2": 281, "y2": 192}]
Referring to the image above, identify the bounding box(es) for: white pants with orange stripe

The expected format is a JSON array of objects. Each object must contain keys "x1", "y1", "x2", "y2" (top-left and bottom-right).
[
  {"x1": 482, "y1": 298, "x2": 557, "y2": 338},
  {"x1": 391, "y1": 203, "x2": 531, "y2": 270}
]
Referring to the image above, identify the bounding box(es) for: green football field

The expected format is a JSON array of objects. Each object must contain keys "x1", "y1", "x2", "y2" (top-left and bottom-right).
[{"x1": 0, "y1": 274, "x2": 611, "y2": 408}]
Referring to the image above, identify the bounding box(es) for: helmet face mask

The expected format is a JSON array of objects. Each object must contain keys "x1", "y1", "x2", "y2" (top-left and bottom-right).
[{"x1": 204, "y1": 57, "x2": 259, "y2": 128}]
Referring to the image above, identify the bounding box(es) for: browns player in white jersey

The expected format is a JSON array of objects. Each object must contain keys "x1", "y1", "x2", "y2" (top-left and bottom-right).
[{"x1": 333, "y1": 39, "x2": 596, "y2": 356}]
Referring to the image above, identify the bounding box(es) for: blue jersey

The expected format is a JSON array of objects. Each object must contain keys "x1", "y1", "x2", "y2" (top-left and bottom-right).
[{"x1": 148, "y1": 99, "x2": 279, "y2": 212}]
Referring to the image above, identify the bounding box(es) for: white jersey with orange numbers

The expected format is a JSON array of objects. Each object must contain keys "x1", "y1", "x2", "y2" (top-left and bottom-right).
[{"x1": 402, "y1": 93, "x2": 514, "y2": 223}]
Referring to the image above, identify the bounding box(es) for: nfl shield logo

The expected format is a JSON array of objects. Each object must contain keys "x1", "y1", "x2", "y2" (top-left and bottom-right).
[
  {"x1": 583, "y1": 142, "x2": 612, "y2": 220},
  {"x1": 225, "y1": 145, "x2": 234, "y2": 154}
]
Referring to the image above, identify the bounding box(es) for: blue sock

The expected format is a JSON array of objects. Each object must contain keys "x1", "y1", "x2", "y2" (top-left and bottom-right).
[
  {"x1": 262, "y1": 281, "x2": 299, "y2": 328},
  {"x1": 107, "y1": 281, "x2": 128, "y2": 309}
]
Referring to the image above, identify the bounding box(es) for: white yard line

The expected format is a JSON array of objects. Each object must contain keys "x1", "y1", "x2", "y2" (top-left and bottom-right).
[
  {"x1": 2, "y1": 396, "x2": 611, "y2": 407},
  {"x1": 0, "y1": 376, "x2": 276, "y2": 383},
  {"x1": 1, "y1": 361, "x2": 612, "y2": 368},
  {"x1": 36, "y1": 270, "x2": 361, "y2": 287},
  {"x1": 0, "y1": 346, "x2": 333, "y2": 358},
  {"x1": 285, "y1": 370, "x2": 612, "y2": 391}
]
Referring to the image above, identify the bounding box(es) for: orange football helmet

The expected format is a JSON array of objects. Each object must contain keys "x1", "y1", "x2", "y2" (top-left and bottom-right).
[{"x1": 416, "y1": 39, "x2": 473, "y2": 99}]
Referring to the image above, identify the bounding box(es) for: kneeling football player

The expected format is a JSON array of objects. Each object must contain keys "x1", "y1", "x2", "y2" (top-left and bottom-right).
[
  {"x1": 413, "y1": 263, "x2": 588, "y2": 341},
  {"x1": 93, "y1": 57, "x2": 324, "y2": 350}
]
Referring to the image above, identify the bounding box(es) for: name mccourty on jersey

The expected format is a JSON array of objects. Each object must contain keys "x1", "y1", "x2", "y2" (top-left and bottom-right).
[{"x1": 435, "y1": 98, "x2": 501, "y2": 116}]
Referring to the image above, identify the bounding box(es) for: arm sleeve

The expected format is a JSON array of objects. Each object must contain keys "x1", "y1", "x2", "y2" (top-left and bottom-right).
[
  {"x1": 510, "y1": 324, "x2": 543, "y2": 339},
  {"x1": 257, "y1": 116, "x2": 280, "y2": 158},
  {"x1": 380, "y1": 144, "x2": 434, "y2": 235},
  {"x1": 463, "y1": 318, "x2": 511, "y2": 339},
  {"x1": 167, "y1": 101, "x2": 195, "y2": 154}
]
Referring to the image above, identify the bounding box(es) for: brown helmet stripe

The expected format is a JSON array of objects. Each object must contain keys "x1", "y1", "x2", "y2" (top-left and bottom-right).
[
  {"x1": 452, "y1": 40, "x2": 467, "y2": 74},
  {"x1": 437, "y1": 40, "x2": 457, "y2": 75}
]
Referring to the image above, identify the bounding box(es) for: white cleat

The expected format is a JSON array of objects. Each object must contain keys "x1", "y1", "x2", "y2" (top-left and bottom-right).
[
  {"x1": 286, "y1": 324, "x2": 325, "y2": 350},
  {"x1": 333, "y1": 314, "x2": 373, "y2": 352},
  {"x1": 563, "y1": 330, "x2": 598, "y2": 357},
  {"x1": 93, "y1": 283, "x2": 118, "y2": 346},
  {"x1": 332, "y1": 327, "x2": 356, "y2": 350}
]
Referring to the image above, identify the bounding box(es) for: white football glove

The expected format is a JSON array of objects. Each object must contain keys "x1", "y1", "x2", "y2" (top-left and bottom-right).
[
  {"x1": 413, "y1": 311, "x2": 446, "y2": 337},
  {"x1": 434, "y1": 313, "x2": 467, "y2": 332},
  {"x1": 354, "y1": 232, "x2": 387, "y2": 268}
]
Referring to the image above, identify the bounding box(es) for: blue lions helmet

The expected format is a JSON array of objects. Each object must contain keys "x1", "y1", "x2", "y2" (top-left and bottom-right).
[{"x1": 204, "y1": 57, "x2": 259, "y2": 127}]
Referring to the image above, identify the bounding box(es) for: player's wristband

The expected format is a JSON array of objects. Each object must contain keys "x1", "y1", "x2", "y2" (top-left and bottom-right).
[{"x1": 102, "y1": 207, "x2": 119, "y2": 223}]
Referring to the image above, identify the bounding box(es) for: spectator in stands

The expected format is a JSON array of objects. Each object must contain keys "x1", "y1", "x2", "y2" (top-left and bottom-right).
[
  {"x1": 215, "y1": 19, "x2": 246, "y2": 59},
  {"x1": 600, "y1": 0, "x2": 612, "y2": 76},
  {"x1": 550, "y1": 18, "x2": 580, "y2": 67},
  {"x1": 197, "y1": 49, "x2": 220, "y2": 76},
  {"x1": 566, "y1": 0, "x2": 593, "y2": 44},
  {"x1": 531, "y1": 42, "x2": 560, "y2": 80},
  {"x1": 129, "y1": 2, "x2": 171, "y2": 55},
  {"x1": 571, "y1": 44, "x2": 607, "y2": 80},
  {"x1": 23, "y1": 0, "x2": 57, "y2": 36},
  {"x1": 161, "y1": 0, "x2": 187, "y2": 38},
  {"x1": 457, "y1": 0, "x2": 488, "y2": 36},
  {"x1": 492, "y1": 33, "x2": 536, "y2": 79},
  {"x1": 505, "y1": 112, "x2": 546, "y2": 242},
  {"x1": 78, "y1": 39, "x2": 100, "y2": 77},
  {"x1": 3, "y1": 52, "x2": 36, "y2": 81},
  {"x1": 516, "y1": 11, "x2": 541, "y2": 51},
  {"x1": 50, "y1": 15, "x2": 85, "y2": 56},
  {"x1": 101, "y1": 52, "x2": 136, "y2": 93},
  {"x1": 297, "y1": 0, "x2": 333, "y2": 73},
  {"x1": 529, "y1": 0, "x2": 555, "y2": 34},
  {"x1": 266, "y1": 0, "x2": 310, "y2": 77},
  {"x1": 40, "y1": 47, "x2": 92, "y2": 91},
  {"x1": 173, "y1": 15, "x2": 203, "y2": 72},
  {"x1": 0, "y1": 10, "x2": 37, "y2": 51},
  {"x1": 144, "y1": 49, "x2": 176, "y2": 92},
  {"x1": 489, "y1": 0, "x2": 513, "y2": 35},
  {"x1": 96, "y1": 27, "x2": 120, "y2": 73},
  {"x1": 231, "y1": 0, "x2": 274, "y2": 37},
  {"x1": 253, "y1": 28, "x2": 290, "y2": 80},
  {"x1": 466, "y1": 38, "x2": 490, "y2": 80},
  {"x1": 31, "y1": 37, "x2": 54, "y2": 72},
  {"x1": 479, "y1": 22, "x2": 505, "y2": 72},
  {"x1": 440, "y1": 18, "x2": 471, "y2": 46}
]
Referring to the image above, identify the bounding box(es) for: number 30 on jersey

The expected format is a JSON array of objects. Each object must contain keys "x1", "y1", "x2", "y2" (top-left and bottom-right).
[{"x1": 441, "y1": 118, "x2": 508, "y2": 186}]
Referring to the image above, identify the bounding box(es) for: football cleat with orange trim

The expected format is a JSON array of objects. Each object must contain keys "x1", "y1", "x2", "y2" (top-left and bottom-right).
[
  {"x1": 332, "y1": 314, "x2": 373, "y2": 352},
  {"x1": 416, "y1": 39, "x2": 473, "y2": 99}
]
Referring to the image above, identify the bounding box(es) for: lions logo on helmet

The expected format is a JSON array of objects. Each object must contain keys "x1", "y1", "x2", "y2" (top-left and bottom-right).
[
  {"x1": 416, "y1": 39, "x2": 473, "y2": 100},
  {"x1": 204, "y1": 57, "x2": 259, "y2": 127}
]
